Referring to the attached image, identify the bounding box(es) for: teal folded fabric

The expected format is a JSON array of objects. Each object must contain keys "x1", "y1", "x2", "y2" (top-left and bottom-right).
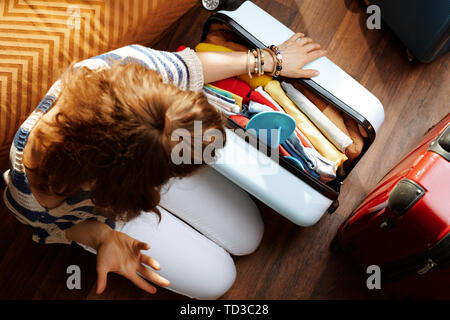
[
  {"x1": 204, "y1": 84, "x2": 234, "y2": 99},
  {"x1": 203, "y1": 86, "x2": 236, "y2": 104}
]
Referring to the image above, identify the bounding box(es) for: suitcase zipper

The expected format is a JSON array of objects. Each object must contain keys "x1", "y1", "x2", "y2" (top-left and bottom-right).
[
  {"x1": 417, "y1": 259, "x2": 437, "y2": 275},
  {"x1": 381, "y1": 234, "x2": 450, "y2": 283}
]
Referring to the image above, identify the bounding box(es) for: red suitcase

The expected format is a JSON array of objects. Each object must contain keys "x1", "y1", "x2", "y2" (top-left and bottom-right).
[{"x1": 333, "y1": 113, "x2": 450, "y2": 299}]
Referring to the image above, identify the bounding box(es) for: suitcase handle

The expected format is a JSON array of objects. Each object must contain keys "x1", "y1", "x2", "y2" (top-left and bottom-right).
[
  {"x1": 388, "y1": 179, "x2": 425, "y2": 217},
  {"x1": 428, "y1": 124, "x2": 450, "y2": 161}
]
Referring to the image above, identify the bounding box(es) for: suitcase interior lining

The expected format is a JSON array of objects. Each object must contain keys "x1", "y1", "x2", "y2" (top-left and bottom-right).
[{"x1": 201, "y1": 19, "x2": 373, "y2": 194}]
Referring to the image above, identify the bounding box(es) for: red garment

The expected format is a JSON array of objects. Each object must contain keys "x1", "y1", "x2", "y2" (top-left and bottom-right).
[
  {"x1": 279, "y1": 145, "x2": 290, "y2": 157},
  {"x1": 249, "y1": 91, "x2": 278, "y2": 111},
  {"x1": 176, "y1": 45, "x2": 187, "y2": 52},
  {"x1": 211, "y1": 78, "x2": 251, "y2": 101},
  {"x1": 229, "y1": 114, "x2": 250, "y2": 128}
]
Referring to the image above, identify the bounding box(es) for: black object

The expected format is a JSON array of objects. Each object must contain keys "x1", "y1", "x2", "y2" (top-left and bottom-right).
[
  {"x1": 428, "y1": 125, "x2": 450, "y2": 161},
  {"x1": 388, "y1": 179, "x2": 425, "y2": 217},
  {"x1": 370, "y1": 0, "x2": 449, "y2": 62},
  {"x1": 0, "y1": 172, "x2": 6, "y2": 190},
  {"x1": 201, "y1": 0, "x2": 246, "y2": 12}
]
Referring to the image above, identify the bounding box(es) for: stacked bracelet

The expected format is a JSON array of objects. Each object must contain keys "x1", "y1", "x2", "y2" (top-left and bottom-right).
[
  {"x1": 247, "y1": 48, "x2": 265, "y2": 78},
  {"x1": 246, "y1": 47, "x2": 283, "y2": 78},
  {"x1": 268, "y1": 45, "x2": 283, "y2": 78}
]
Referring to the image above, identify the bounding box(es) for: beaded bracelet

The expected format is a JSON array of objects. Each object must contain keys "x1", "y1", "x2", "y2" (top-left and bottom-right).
[
  {"x1": 268, "y1": 45, "x2": 283, "y2": 78},
  {"x1": 258, "y1": 48, "x2": 265, "y2": 76}
]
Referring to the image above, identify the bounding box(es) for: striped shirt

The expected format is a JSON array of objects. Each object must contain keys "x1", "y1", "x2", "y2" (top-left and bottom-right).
[{"x1": 2, "y1": 45, "x2": 204, "y2": 244}]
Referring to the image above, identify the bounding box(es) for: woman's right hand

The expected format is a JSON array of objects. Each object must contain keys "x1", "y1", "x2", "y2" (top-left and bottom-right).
[
  {"x1": 95, "y1": 229, "x2": 170, "y2": 295},
  {"x1": 276, "y1": 33, "x2": 327, "y2": 79}
]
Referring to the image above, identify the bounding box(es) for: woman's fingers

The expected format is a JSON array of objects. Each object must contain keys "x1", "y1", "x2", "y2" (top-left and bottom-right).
[
  {"x1": 289, "y1": 33, "x2": 304, "y2": 42},
  {"x1": 140, "y1": 253, "x2": 161, "y2": 270},
  {"x1": 138, "y1": 264, "x2": 171, "y2": 287},
  {"x1": 306, "y1": 49, "x2": 327, "y2": 63},
  {"x1": 96, "y1": 267, "x2": 109, "y2": 294},
  {"x1": 298, "y1": 69, "x2": 320, "y2": 78},
  {"x1": 298, "y1": 37, "x2": 313, "y2": 46},
  {"x1": 302, "y1": 43, "x2": 321, "y2": 53},
  {"x1": 128, "y1": 272, "x2": 157, "y2": 294},
  {"x1": 133, "y1": 240, "x2": 150, "y2": 254}
]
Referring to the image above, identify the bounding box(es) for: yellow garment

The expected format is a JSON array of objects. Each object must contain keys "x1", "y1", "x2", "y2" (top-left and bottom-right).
[
  {"x1": 205, "y1": 84, "x2": 243, "y2": 108},
  {"x1": 195, "y1": 42, "x2": 272, "y2": 90},
  {"x1": 237, "y1": 74, "x2": 272, "y2": 90},
  {"x1": 264, "y1": 80, "x2": 348, "y2": 168},
  {"x1": 195, "y1": 42, "x2": 233, "y2": 53}
]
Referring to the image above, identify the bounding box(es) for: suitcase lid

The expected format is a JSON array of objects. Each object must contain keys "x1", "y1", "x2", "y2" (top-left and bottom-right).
[{"x1": 202, "y1": 1, "x2": 385, "y2": 140}]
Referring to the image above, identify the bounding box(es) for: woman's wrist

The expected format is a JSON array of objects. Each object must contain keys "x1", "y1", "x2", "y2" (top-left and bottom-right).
[
  {"x1": 66, "y1": 219, "x2": 114, "y2": 250},
  {"x1": 93, "y1": 223, "x2": 114, "y2": 250},
  {"x1": 263, "y1": 49, "x2": 274, "y2": 76}
]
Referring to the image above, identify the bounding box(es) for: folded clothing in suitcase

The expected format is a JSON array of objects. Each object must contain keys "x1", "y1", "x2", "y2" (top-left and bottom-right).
[
  {"x1": 198, "y1": 1, "x2": 385, "y2": 226},
  {"x1": 334, "y1": 113, "x2": 450, "y2": 299}
]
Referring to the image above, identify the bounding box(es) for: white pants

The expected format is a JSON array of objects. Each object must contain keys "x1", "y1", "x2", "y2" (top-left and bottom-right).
[{"x1": 80, "y1": 167, "x2": 264, "y2": 299}]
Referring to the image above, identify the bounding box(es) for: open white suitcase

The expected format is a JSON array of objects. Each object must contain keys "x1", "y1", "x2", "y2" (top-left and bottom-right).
[{"x1": 204, "y1": 1, "x2": 385, "y2": 226}]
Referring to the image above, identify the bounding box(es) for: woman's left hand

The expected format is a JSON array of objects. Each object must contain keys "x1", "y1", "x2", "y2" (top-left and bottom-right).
[
  {"x1": 277, "y1": 33, "x2": 327, "y2": 79},
  {"x1": 95, "y1": 230, "x2": 170, "y2": 295}
]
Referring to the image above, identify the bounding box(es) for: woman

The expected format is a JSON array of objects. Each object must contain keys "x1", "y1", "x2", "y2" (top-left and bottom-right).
[{"x1": 2, "y1": 33, "x2": 325, "y2": 299}]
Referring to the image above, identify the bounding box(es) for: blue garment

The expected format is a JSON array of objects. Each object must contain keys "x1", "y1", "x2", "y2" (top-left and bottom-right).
[
  {"x1": 282, "y1": 142, "x2": 320, "y2": 179},
  {"x1": 285, "y1": 134, "x2": 316, "y2": 171},
  {"x1": 5, "y1": 116, "x2": 116, "y2": 244},
  {"x1": 283, "y1": 156, "x2": 305, "y2": 171},
  {"x1": 286, "y1": 134, "x2": 336, "y2": 182},
  {"x1": 239, "y1": 104, "x2": 255, "y2": 119}
]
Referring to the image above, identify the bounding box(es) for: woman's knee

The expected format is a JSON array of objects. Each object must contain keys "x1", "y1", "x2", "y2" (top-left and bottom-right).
[
  {"x1": 159, "y1": 167, "x2": 264, "y2": 256},
  {"x1": 114, "y1": 209, "x2": 237, "y2": 299},
  {"x1": 175, "y1": 248, "x2": 237, "y2": 300},
  {"x1": 222, "y1": 191, "x2": 264, "y2": 256}
]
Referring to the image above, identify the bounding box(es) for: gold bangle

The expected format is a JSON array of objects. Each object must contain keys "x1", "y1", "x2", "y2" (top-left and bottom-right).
[
  {"x1": 247, "y1": 50, "x2": 253, "y2": 79},
  {"x1": 251, "y1": 49, "x2": 258, "y2": 75},
  {"x1": 256, "y1": 48, "x2": 261, "y2": 76}
]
